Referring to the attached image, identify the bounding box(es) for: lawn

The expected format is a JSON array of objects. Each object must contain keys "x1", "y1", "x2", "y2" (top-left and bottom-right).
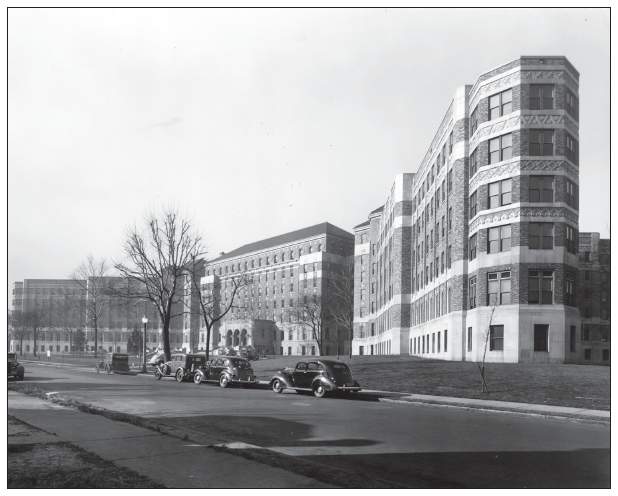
[{"x1": 250, "y1": 355, "x2": 610, "y2": 411}]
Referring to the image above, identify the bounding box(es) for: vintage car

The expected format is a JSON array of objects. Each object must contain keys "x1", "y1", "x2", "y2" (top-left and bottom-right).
[
  {"x1": 8, "y1": 353, "x2": 25, "y2": 380},
  {"x1": 148, "y1": 351, "x2": 166, "y2": 367},
  {"x1": 270, "y1": 359, "x2": 361, "y2": 398},
  {"x1": 206, "y1": 356, "x2": 258, "y2": 388},
  {"x1": 239, "y1": 346, "x2": 259, "y2": 361},
  {"x1": 155, "y1": 353, "x2": 210, "y2": 384},
  {"x1": 216, "y1": 346, "x2": 237, "y2": 356},
  {"x1": 95, "y1": 353, "x2": 131, "y2": 374}
]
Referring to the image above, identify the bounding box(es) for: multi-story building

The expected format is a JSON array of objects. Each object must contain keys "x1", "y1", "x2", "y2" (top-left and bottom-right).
[
  {"x1": 10, "y1": 278, "x2": 172, "y2": 355},
  {"x1": 578, "y1": 233, "x2": 611, "y2": 365},
  {"x1": 353, "y1": 55, "x2": 582, "y2": 364},
  {"x1": 201, "y1": 222, "x2": 355, "y2": 356}
]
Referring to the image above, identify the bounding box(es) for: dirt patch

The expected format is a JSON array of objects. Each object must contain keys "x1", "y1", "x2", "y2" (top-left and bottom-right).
[
  {"x1": 8, "y1": 441, "x2": 165, "y2": 488},
  {"x1": 8, "y1": 415, "x2": 49, "y2": 437}
]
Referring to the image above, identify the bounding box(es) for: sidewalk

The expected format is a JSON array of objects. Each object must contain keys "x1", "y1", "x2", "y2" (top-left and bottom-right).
[
  {"x1": 368, "y1": 390, "x2": 610, "y2": 420},
  {"x1": 8, "y1": 391, "x2": 331, "y2": 488}
]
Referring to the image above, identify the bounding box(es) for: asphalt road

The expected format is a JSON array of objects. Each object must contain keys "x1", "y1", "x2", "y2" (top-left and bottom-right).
[{"x1": 16, "y1": 363, "x2": 610, "y2": 488}]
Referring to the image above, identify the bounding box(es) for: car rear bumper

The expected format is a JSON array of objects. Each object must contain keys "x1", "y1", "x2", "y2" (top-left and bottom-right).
[{"x1": 231, "y1": 377, "x2": 259, "y2": 384}]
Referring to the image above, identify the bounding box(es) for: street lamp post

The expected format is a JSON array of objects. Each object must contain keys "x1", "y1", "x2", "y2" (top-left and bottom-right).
[{"x1": 141, "y1": 316, "x2": 148, "y2": 373}]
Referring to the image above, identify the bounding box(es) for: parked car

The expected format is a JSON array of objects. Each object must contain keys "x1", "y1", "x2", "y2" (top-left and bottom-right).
[
  {"x1": 155, "y1": 353, "x2": 210, "y2": 383},
  {"x1": 148, "y1": 351, "x2": 166, "y2": 367},
  {"x1": 95, "y1": 353, "x2": 131, "y2": 374},
  {"x1": 206, "y1": 356, "x2": 258, "y2": 388},
  {"x1": 270, "y1": 359, "x2": 361, "y2": 398},
  {"x1": 8, "y1": 353, "x2": 24, "y2": 380},
  {"x1": 239, "y1": 346, "x2": 259, "y2": 361},
  {"x1": 217, "y1": 346, "x2": 237, "y2": 356}
]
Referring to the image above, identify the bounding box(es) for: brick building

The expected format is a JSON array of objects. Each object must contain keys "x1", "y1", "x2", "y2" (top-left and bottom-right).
[
  {"x1": 10, "y1": 278, "x2": 174, "y2": 355},
  {"x1": 201, "y1": 222, "x2": 355, "y2": 356},
  {"x1": 578, "y1": 233, "x2": 611, "y2": 365},
  {"x1": 353, "y1": 56, "x2": 582, "y2": 364}
]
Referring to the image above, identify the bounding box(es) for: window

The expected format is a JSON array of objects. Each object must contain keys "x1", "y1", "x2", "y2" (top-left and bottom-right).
[
  {"x1": 467, "y1": 327, "x2": 472, "y2": 351},
  {"x1": 534, "y1": 324, "x2": 549, "y2": 351},
  {"x1": 449, "y1": 131, "x2": 453, "y2": 154},
  {"x1": 529, "y1": 129, "x2": 554, "y2": 156},
  {"x1": 469, "y1": 147, "x2": 478, "y2": 176},
  {"x1": 489, "y1": 88, "x2": 512, "y2": 120},
  {"x1": 566, "y1": 272, "x2": 575, "y2": 306},
  {"x1": 529, "y1": 223, "x2": 554, "y2": 250},
  {"x1": 441, "y1": 216, "x2": 445, "y2": 238},
  {"x1": 584, "y1": 307, "x2": 591, "y2": 318},
  {"x1": 469, "y1": 277, "x2": 477, "y2": 309},
  {"x1": 570, "y1": 326, "x2": 576, "y2": 352},
  {"x1": 470, "y1": 107, "x2": 478, "y2": 135},
  {"x1": 565, "y1": 134, "x2": 579, "y2": 165},
  {"x1": 584, "y1": 348, "x2": 591, "y2": 360},
  {"x1": 448, "y1": 169, "x2": 452, "y2": 192},
  {"x1": 444, "y1": 329, "x2": 448, "y2": 352},
  {"x1": 566, "y1": 225, "x2": 577, "y2": 254},
  {"x1": 530, "y1": 85, "x2": 554, "y2": 110},
  {"x1": 565, "y1": 89, "x2": 579, "y2": 120},
  {"x1": 448, "y1": 208, "x2": 452, "y2": 230},
  {"x1": 488, "y1": 271, "x2": 511, "y2": 305},
  {"x1": 447, "y1": 246, "x2": 452, "y2": 269},
  {"x1": 584, "y1": 251, "x2": 590, "y2": 262},
  {"x1": 469, "y1": 190, "x2": 478, "y2": 218},
  {"x1": 529, "y1": 176, "x2": 554, "y2": 203},
  {"x1": 488, "y1": 179, "x2": 511, "y2": 208},
  {"x1": 489, "y1": 133, "x2": 512, "y2": 164},
  {"x1": 488, "y1": 225, "x2": 511, "y2": 253},
  {"x1": 490, "y1": 325, "x2": 504, "y2": 351},
  {"x1": 469, "y1": 234, "x2": 477, "y2": 260},
  {"x1": 602, "y1": 349, "x2": 610, "y2": 361},
  {"x1": 529, "y1": 270, "x2": 553, "y2": 304},
  {"x1": 564, "y1": 180, "x2": 576, "y2": 210},
  {"x1": 584, "y1": 270, "x2": 590, "y2": 282}
]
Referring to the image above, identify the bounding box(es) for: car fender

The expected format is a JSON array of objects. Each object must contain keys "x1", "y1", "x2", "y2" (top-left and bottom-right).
[
  {"x1": 219, "y1": 371, "x2": 233, "y2": 382},
  {"x1": 312, "y1": 376, "x2": 337, "y2": 392},
  {"x1": 270, "y1": 373, "x2": 294, "y2": 389}
]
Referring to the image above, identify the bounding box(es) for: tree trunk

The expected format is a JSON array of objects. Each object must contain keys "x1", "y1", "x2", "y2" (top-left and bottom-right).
[{"x1": 162, "y1": 313, "x2": 172, "y2": 361}]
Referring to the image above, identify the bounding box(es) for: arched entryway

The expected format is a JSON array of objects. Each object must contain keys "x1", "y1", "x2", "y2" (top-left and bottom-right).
[
  {"x1": 226, "y1": 330, "x2": 233, "y2": 347},
  {"x1": 241, "y1": 329, "x2": 247, "y2": 346},
  {"x1": 233, "y1": 329, "x2": 240, "y2": 347}
]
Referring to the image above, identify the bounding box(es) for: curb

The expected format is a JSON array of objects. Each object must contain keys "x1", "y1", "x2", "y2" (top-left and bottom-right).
[{"x1": 377, "y1": 397, "x2": 611, "y2": 426}]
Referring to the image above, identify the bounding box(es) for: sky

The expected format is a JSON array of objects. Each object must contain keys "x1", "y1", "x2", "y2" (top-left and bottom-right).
[{"x1": 7, "y1": 8, "x2": 611, "y2": 306}]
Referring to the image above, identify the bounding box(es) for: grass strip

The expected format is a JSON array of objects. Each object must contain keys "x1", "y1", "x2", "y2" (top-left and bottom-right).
[{"x1": 8, "y1": 441, "x2": 165, "y2": 489}]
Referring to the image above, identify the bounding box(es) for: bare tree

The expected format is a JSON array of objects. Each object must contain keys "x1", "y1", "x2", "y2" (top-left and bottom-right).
[
  {"x1": 328, "y1": 256, "x2": 355, "y2": 358},
  {"x1": 287, "y1": 294, "x2": 332, "y2": 356},
  {"x1": 186, "y1": 255, "x2": 252, "y2": 360},
  {"x1": 112, "y1": 206, "x2": 207, "y2": 361},
  {"x1": 24, "y1": 309, "x2": 50, "y2": 357},
  {"x1": 8, "y1": 311, "x2": 30, "y2": 356},
  {"x1": 477, "y1": 305, "x2": 497, "y2": 394},
  {"x1": 69, "y1": 255, "x2": 115, "y2": 358}
]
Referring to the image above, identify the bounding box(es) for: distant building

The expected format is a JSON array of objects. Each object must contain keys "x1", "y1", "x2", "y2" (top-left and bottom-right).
[
  {"x1": 578, "y1": 233, "x2": 611, "y2": 365},
  {"x1": 353, "y1": 56, "x2": 582, "y2": 364},
  {"x1": 201, "y1": 222, "x2": 355, "y2": 356}
]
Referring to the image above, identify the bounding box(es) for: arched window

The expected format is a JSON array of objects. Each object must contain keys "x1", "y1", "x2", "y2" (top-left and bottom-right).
[
  {"x1": 282, "y1": 253, "x2": 286, "y2": 262},
  {"x1": 241, "y1": 329, "x2": 247, "y2": 346},
  {"x1": 299, "y1": 248, "x2": 303, "y2": 257},
  {"x1": 318, "y1": 243, "x2": 322, "y2": 251},
  {"x1": 251, "y1": 260, "x2": 255, "y2": 268},
  {"x1": 244, "y1": 262, "x2": 248, "y2": 270},
  {"x1": 274, "y1": 254, "x2": 278, "y2": 263},
  {"x1": 233, "y1": 329, "x2": 240, "y2": 346},
  {"x1": 309, "y1": 245, "x2": 313, "y2": 253},
  {"x1": 226, "y1": 330, "x2": 233, "y2": 347}
]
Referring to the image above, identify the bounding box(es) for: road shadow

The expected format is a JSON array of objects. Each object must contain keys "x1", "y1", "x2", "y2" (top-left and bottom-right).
[
  {"x1": 149, "y1": 414, "x2": 380, "y2": 449},
  {"x1": 298, "y1": 448, "x2": 611, "y2": 488}
]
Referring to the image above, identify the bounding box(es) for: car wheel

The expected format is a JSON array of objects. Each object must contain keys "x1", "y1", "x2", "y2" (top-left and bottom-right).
[
  {"x1": 175, "y1": 369, "x2": 184, "y2": 382},
  {"x1": 154, "y1": 370, "x2": 162, "y2": 380},
  {"x1": 106, "y1": 366, "x2": 111, "y2": 375},
  {"x1": 272, "y1": 379, "x2": 283, "y2": 393},
  {"x1": 314, "y1": 384, "x2": 326, "y2": 398},
  {"x1": 219, "y1": 375, "x2": 229, "y2": 388},
  {"x1": 194, "y1": 372, "x2": 203, "y2": 385}
]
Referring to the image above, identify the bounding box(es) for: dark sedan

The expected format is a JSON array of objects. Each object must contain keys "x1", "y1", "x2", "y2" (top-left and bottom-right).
[{"x1": 270, "y1": 359, "x2": 361, "y2": 398}]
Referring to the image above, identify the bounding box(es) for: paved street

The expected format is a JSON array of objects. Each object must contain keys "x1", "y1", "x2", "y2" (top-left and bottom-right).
[{"x1": 17, "y1": 363, "x2": 610, "y2": 488}]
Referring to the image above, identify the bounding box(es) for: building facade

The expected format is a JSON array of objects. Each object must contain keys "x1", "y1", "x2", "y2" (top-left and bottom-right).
[
  {"x1": 10, "y1": 278, "x2": 176, "y2": 355},
  {"x1": 578, "y1": 233, "x2": 611, "y2": 365},
  {"x1": 353, "y1": 56, "x2": 582, "y2": 364},
  {"x1": 201, "y1": 222, "x2": 355, "y2": 356}
]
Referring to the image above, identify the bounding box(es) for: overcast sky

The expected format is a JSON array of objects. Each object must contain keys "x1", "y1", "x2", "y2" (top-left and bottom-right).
[{"x1": 7, "y1": 8, "x2": 610, "y2": 304}]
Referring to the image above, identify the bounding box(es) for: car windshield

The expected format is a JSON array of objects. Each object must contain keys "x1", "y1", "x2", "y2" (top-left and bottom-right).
[
  {"x1": 113, "y1": 355, "x2": 129, "y2": 362},
  {"x1": 189, "y1": 357, "x2": 205, "y2": 365},
  {"x1": 332, "y1": 364, "x2": 350, "y2": 370},
  {"x1": 233, "y1": 359, "x2": 251, "y2": 368}
]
